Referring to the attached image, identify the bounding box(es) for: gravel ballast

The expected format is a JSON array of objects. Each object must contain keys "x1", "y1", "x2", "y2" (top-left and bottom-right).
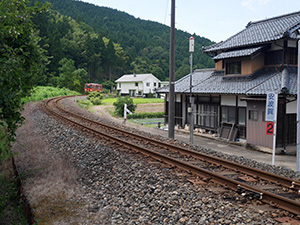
[{"x1": 12, "y1": 100, "x2": 298, "y2": 224}]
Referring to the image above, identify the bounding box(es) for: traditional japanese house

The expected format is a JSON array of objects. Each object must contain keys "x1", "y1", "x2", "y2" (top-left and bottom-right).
[{"x1": 157, "y1": 11, "x2": 300, "y2": 150}]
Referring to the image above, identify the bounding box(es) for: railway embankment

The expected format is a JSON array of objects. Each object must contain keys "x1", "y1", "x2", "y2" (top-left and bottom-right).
[{"x1": 11, "y1": 98, "x2": 300, "y2": 224}]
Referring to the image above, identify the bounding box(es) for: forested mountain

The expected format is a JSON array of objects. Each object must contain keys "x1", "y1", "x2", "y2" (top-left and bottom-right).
[
  {"x1": 33, "y1": 0, "x2": 215, "y2": 84},
  {"x1": 31, "y1": 9, "x2": 128, "y2": 90}
]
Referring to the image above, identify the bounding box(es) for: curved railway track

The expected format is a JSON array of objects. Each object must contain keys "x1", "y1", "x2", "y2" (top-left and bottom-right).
[{"x1": 42, "y1": 95, "x2": 300, "y2": 215}]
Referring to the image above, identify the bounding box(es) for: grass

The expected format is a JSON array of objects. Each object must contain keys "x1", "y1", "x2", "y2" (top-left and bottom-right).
[
  {"x1": 102, "y1": 97, "x2": 165, "y2": 128},
  {"x1": 22, "y1": 86, "x2": 81, "y2": 103},
  {"x1": 129, "y1": 118, "x2": 165, "y2": 128},
  {"x1": 102, "y1": 97, "x2": 164, "y2": 105}
]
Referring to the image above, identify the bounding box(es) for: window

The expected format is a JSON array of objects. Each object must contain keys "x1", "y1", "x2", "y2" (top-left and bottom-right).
[
  {"x1": 265, "y1": 50, "x2": 283, "y2": 65},
  {"x1": 119, "y1": 83, "x2": 121, "y2": 88},
  {"x1": 198, "y1": 104, "x2": 218, "y2": 129},
  {"x1": 154, "y1": 82, "x2": 156, "y2": 87},
  {"x1": 135, "y1": 82, "x2": 138, "y2": 87},
  {"x1": 238, "y1": 108, "x2": 246, "y2": 125},
  {"x1": 146, "y1": 82, "x2": 150, "y2": 87},
  {"x1": 221, "y1": 106, "x2": 236, "y2": 123},
  {"x1": 249, "y1": 110, "x2": 258, "y2": 121},
  {"x1": 226, "y1": 62, "x2": 241, "y2": 75}
]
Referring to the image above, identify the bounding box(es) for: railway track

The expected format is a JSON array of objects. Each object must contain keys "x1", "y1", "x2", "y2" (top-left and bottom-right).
[{"x1": 42, "y1": 95, "x2": 300, "y2": 216}]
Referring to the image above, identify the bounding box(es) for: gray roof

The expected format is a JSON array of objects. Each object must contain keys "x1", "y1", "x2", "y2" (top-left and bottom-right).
[
  {"x1": 213, "y1": 46, "x2": 263, "y2": 60},
  {"x1": 204, "y1": 11, "x2": 300, "y2": 53},
  {"x1": 156, "y1": 69, "x2": 214, "y2": 93},
  {"x1": 115, "y1": 73, "x2": 159, "y2": 82},
  {"x1": 157, "y1": 67, "x2": 297, "y2": 96},
  {"x1": 246, "y1": 67, "x2": 297, "y2": 95}
]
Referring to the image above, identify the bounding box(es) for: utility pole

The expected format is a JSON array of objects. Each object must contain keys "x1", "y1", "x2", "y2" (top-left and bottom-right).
[
  {"x1": 296, "y1": 31, "x2": 300, "y2": 171},
  {"x1": 168, "y1": 0, "x2": 175, "y2": 139},
  {"x1": 189, "y1": 37, "x2": 194, "y2": 144}
]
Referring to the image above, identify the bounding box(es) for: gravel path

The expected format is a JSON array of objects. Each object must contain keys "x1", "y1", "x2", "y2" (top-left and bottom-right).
[{"x1": 12, "y1": 99, "x2": 296, "y2": 224}]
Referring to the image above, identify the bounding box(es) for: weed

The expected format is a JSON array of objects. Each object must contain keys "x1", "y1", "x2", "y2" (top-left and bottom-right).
[
  {"x1": 77, "y1": 99, "x2": 93, "y2": 110},
  {"x1": 0, "y1": 160, "x2": 27, "y2": 224}
]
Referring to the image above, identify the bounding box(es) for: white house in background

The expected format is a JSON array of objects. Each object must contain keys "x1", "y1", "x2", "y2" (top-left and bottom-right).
[{"x1": 115, "y1": 73, "x2": 161, "y2": 97}]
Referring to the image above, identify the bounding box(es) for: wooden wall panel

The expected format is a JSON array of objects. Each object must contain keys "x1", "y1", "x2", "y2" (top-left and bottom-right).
[{"x1": 246, "y1": 101, "x2": 273, "y2": 148}]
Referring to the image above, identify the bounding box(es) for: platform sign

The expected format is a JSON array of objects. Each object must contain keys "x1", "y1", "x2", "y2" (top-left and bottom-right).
[
  {"x1": 266, "y1": 122, "x2": 274, "y2": 135},
  {"x1": 265, "y1": 92, "x2": 278, "y2": 166},
  {"x1": 265, "y1": 92, "x2": 278, "y2": 122}
]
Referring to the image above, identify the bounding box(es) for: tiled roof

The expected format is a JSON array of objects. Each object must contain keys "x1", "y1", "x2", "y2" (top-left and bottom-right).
[
  {"x1": 156, "y1": 69, "x2": 214, "y2": 93},
  {"x1": 246, "y1": 67, "x2": 297, "y2": 95},
  {"x1": 204, "y1": 11, "x2": 300, "y2": 53},
  {"x1": 213, "y1": 46, "x2": 263, "y2": 60},
  {"x1": 157, "y1": 67, "x2": 297, "y2": 96}
]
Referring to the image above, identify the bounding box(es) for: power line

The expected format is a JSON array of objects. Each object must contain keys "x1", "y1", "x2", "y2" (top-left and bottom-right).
[{"x1": 164, "y1": 0, "x2": 170, "y2": 25}]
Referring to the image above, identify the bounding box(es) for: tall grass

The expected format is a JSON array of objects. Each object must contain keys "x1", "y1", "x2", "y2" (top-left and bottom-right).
[{"x1": 22, "y1": 86, "x2": 81, "y2": 103}]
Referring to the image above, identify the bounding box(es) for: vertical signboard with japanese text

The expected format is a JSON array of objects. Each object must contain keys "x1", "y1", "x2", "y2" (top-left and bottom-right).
[
  {"x1": 265, "y1": 92, "x2": 278, "y2": 165},
  {"x1": 265, "y1": 92, "x2": 278, "y2": 122}
]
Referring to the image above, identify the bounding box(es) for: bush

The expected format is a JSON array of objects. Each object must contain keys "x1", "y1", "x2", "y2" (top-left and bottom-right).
[
  {"x1": 113, "y1": 96, "x2": 137, "y2": 117},
  {"x1": 90, "y1": 97, "x2": 102, "y2": 105},
  {"x1": 22, "y1": 86, "x2": 80, "y2": 104},
  {"x1": 87, "y1": 92, "x2": 104, "y2": 105},
  {"x1": 127, "y1": 112, "x2": 164, "y2": 119}
]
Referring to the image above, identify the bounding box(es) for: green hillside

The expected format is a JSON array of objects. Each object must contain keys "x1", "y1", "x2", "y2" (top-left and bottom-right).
[{"x1": 34, "y1": 0, "x2": 215, "y2": 82}]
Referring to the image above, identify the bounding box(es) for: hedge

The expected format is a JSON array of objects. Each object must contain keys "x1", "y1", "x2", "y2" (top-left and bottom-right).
[{"x1": 127, "y1": 112, "x2": 164, "y2": 119}]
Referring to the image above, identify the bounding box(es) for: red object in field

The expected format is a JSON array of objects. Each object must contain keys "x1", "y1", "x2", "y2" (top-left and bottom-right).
[
  {"x1": 84, "y1": 83, "x2": 103, "y2": 92},
  {"x1": 266, "y1": 121, "x2": 274, "y2": 135}
]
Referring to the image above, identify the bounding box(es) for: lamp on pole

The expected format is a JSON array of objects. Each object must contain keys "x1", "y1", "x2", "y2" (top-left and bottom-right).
[{"x1": 189, "y1": 36, "x2": 194, "y2": 144}]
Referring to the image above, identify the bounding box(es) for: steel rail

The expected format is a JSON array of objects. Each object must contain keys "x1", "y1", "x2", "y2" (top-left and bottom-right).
[
  {"x1": 43, "y1": 96, "x2": 300, "y2": 214},
  {"x1": 53, "y1": 96, "x2": 300, "y2": 191}
]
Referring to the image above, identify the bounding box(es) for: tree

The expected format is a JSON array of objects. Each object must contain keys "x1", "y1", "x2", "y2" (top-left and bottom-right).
[
  {"x1": 175, "y1": 65, "x2": 190, "y2": 80},
  {"x1": 151, "y1": 67, "x2": 165, "y2": 81},
  {"x1": 0, "y1": 0, "x2": 49, "y2": 159},
  {"x1": 58, "y1": 58, "x2": 87, "y2": 93},
  {"x1": 58, "y1": 58, "x2": 76, "y2": 88},
  {"x1": 102, "y1": 80, "x2": 116, "y2": 92},
  {"x1": 103, "y1": 39, "x2": 117, "y2": 80},
  {"x1": 113, "y1": 96, "x2": 137, "y2": 117},
  {"x1": 72, "y1": 68, "x2": 87, "y2": 93}
]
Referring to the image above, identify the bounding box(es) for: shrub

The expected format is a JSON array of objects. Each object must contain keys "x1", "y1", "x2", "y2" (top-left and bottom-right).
[
  {"x1": 127, "y1": 112, "x2": 164, "y2": 119},
  {"x1": 87, "y1": 92, "x2": 104, "y2": 105},
  {"x1": 113, "y1": 96, "x2": 137, "y2": 117},
  {"x1": 90, "y1": 97, "x2": 102, "y2": 105}
]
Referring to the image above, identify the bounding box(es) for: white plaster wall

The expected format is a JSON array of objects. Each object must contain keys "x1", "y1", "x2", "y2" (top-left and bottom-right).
[
  {"x1": 288, "y1": 40, "x2": 297, "y2": 48},
  {"x1": 176, "y1": 94, "x2": 181, "y2": 102},
  {"x1": 238, "y1": 96, "x2": 247, "y2": 107},
  {"x1": 143, "y1": 76, "x2": 160, "y2": 94},
  {"x1": 120, "y1": 82, "x2": 137, "y2": 94},
  {"x1": 287, "y1": 100, "x2": 297, "y2": 114},
  {"x1": 221, "y1": 95, "x2": 236, "y2": 106}
]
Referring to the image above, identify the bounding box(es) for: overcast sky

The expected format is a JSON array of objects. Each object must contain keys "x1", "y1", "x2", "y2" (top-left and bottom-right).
[{"x1": 82, "y1": 0, "x2": 300, "y2": 43}]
